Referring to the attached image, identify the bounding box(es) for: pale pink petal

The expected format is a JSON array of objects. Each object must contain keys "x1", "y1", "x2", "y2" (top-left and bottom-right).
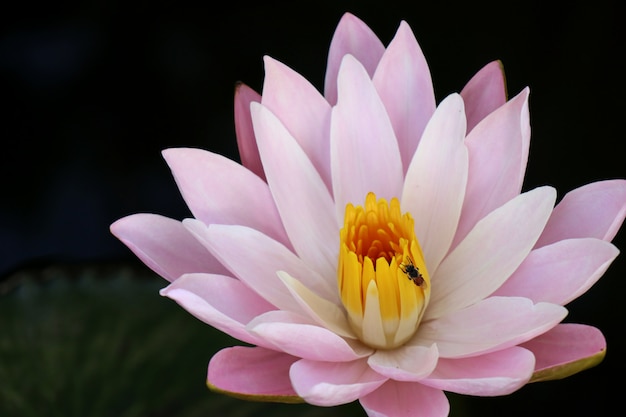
[
  {"x1": 367, "y1": 344, "x2": 439, "y2": 382},
  {"x1": 522, "y1": 323, "x2": 606, "y2": 382},
  {"x1": 261, "y1": 57, "x2": 333, "y2": 188},
  {"x1": 193, "y1": 222, "x2": 335, "y2": 311},
  {"x1": 427, "y1": 186, "x2": 556, "y2": 319},
  {"x1": 460, "y1": 60, "x2": 507, "y2": 132},
  {"x1": 373, "y1": 21, "x2": 435, "y2": 173},
  {"x1": 401, "y1": 94, "x2": 468, "y2": 273},
  {"x1": 234, "y1": 82, "x2": 264, "y2": 180},
  {"x1": 290, "y1": 358, "x2": 387, "y2": 406},
  {"x1": 208, "y1": 346, "x2": 301, "y2": 401},
  {"x1": 493, "y1": 238, "x2": 619, "y2": 305},
  {"x1": 110, "y1": 213, "x2": 227, "y2": 281},
  {"x1": 160, "y1": 273, "x2": 274, "y2": 347},
  {"x1": 331, "y1": 54, "x2": 404, "y2": 217},
  {"x1": 417, "y1": 297, "x2": 567, "y2": 358},
  {"x1": 535, "y1": 179, "x2": 626, "y2": 247},
  {"x1": 360, "y1": 380, "x2": 449, "y2": 417},
  {"x1": 248, "y1": 310, "x2": 372, "y2": 361},
  {"x1": 162, "y1": 148, "x2": 290, "y2": 246},
  {"x1": 324, "y1": 12, "x2": 385, "y2": 105},
  {"x1": 421, "y1": 346, "x2": 535, "y2": 396},
  {"x1": 251, "y1": 102, "x2": 338, "y2": 280},
  {"x1": 278, "y1": 271, "x2": 353, "y2": 338},
  {"x1": 451, "y1": 88, "x2": 530, "y2": 249}
]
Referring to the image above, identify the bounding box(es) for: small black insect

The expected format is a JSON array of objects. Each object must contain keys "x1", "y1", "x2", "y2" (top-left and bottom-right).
[{"x1": 400, "y1": 257, "x2": 424, "y2": 287}]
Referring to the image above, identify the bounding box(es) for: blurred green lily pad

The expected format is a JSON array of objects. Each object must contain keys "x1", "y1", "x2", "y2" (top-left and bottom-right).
[{"x1": 0, "y1": 261, "x2": 366, "y2": 417}]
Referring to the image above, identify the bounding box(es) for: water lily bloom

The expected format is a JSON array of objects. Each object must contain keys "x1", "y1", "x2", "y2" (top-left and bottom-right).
[{"x1": 111, "y1": 12, "x2": 626, "y2": 417}]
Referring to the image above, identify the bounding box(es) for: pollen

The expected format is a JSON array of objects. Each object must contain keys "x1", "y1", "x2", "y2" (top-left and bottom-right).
[{"x1": 338, "y1": 192, "x2": 430, "y2": 349}]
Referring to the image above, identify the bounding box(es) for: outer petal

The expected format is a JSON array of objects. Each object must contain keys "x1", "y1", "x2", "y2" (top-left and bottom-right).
[
  {"x1": 402, "y1": 93, "x2": 468, "y2": 273},
  {"x1": 331, "y1": 55, "x2": 404, "y2": 217},
  {"x1": 367, "y1": 344, "x2": 439, "y2": 382},
  {"x1": 523, "y1": 323, "x2": 607, "y2": 382},
  {"x1": 360, "y1": 380, "x2": 449, "y2": 417},
  {"x1": 289, "y1": 358, "x2": 387, "y2": 406},
  {"x1": 162, "y1": 148, "x2": 290, "y2": 246},
  {"x1": 261, "y1": 57, "x2": 333, "y2": 189},
  {"x1": 324, "y1": 12, "x2": 385, "y2": 105},
  {"x1": 160, "y1": 273, "x2": 274, "y2": 347},
  {"x1": 493, "y1": 238, "x2": 619, "y2": 305},
  {"x1": 460, "y1": 60, "x2": 507, "y2": 132},
  {"x1": 187, "y1": 221, "x2": 336, "y2": 311},
  {"x1": 208, "y1": 346, "x2": 302, "y2": 403},
  {"x1": 535, "y1": 179, "x2": 626, "y2": 247},
  {"x1": 373, "y1": 21, "x2": 435, "y2": 173},
  {"x1": 251, "y1": 102, "x2": 338, "y2": 280},
  {"x1": 110, "y1": 213, "x2": 228, "y2": 281},
  {"x1": 452, "y1": 88, "x2": 530, "y2": 249},
  {"x1": 248, "y1": 310, "x2": 372, "y2": 361},
  {"x1": 421, "y1": 346, "x2": 535, "y2": 396},
  {"x1": 416, "y1": 297, "x2": 567, "y2": 358},
  {"x1": 234, "y1": 82, "x2": 264, "y2": 180},
  {"x1": 427, "y1": 186, "x2": 556, "y2": 319}
]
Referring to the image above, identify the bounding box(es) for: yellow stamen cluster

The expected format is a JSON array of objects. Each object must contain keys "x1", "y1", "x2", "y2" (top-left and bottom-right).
[{"x1": 338, "y1": 192, "x2": 430, "y2": 349}]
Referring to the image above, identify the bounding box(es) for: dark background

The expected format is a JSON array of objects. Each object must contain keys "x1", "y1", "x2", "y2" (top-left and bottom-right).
[{"x1": 1, "y1": 1, "x2": 624, "y2": 416}]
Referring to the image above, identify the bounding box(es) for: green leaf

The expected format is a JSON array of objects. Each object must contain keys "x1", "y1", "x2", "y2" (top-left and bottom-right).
[{"x1": 529, "y1": 348, "x2": 606, "y2": 383}]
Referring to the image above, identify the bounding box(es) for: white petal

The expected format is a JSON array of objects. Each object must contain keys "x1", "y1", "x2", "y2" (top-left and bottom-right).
[
  {"x1": 421, "y1": 346, "x2": 535, "y2": 396},
  {"x1": 251, "y1": 102, "x2": 339, "y2": 281},
  {"x1": 279, "y1": 271, "x2": 354, "y2": 338},
  {"x1": 426, "y1": 186, "x2": 556, "y2": 320},
  {"x1": 248, "y1": 310, "x2": 372, "y2": 361},
  {"x1": 261, "y1": 56, "x2": 333, "y2": 189},
  {"x1": 331, "y1": 54, "x2": 404, "y2": 219},
  {"x1": 187, "y1": 221, "x2": 331, "y2": 313},
  {"x1": 368, "y1": 343, "x2": 439, "y2": 381},
  {"x1": 373, "y1": 21, "x2": 436, "y2": 173},
  {"x1": 290, "y1": 358, "x2": 387, "y2": 406},
  {"x1": 493, "y1": 238, "x2": 619, "y2": 305},
  {"x1": 417, "y1": 296, "x2": 567, "y2": 358},
  {"x1": 402, "y1": 93, "x2": 468, "y2": 274}
]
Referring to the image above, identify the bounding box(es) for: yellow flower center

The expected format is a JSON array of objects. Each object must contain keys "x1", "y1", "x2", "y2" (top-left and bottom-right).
[{"x1": 338, "y1": 192, "x2": 431, "y2": 349}]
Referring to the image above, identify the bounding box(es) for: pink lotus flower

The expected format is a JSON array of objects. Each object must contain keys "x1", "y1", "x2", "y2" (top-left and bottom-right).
[{"x1": 111, "y1": 13, "x2": 626, "y2": 417}]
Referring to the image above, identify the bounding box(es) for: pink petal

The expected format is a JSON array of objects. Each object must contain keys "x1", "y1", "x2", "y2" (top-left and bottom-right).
[
  {"x1": 493, "y1": 238, "x2": 619, "y2": 305},
  {"x1": 417, "y1": 296, "x2": 567, "y2": 358},
  {"x1": 522, "y1": 323, "x2": 607, "y2": 382},
  {"x1": 234, "y1": 82, "x2": 264, "y2": 180},
  {"x1": 460, "y1": 60, "x2": 507, "y2": 132},
  {"x1": 279, "y1": 271, "x2": 354, "y2": 338},
  {"x1": 208, "y1": 346, "x2": 301, "y2": 401},
  {"x1": 451, "y1": 88, "x2": 530, "y2": 249},
  {"x1": 261, "y1": 57, "x2": 333, "y2": 189},
  {"x1": 373, "y1": 21, "x2": 435, "y2": 173},
  {"x1": 251, "y1": 102, "x2": 338, "y2": 280},
  {"x1": 110, "y1": 213, "x2": 227, "y2": 281},
  {"x1": 367, "y1": 344, "x2": 439, "y2": 382},
  {"x1": 194, "y1": 222, "x2": 336, "y2": 311},
  {"x1": 421, "y1": 346, "x2": 535, "y2": 396},
  {"x1": 162, "y1": 148, "x2": 290, "y2": 246},
  {"x1": 160, "y1": 273, "x2": 274, "y2": 347},
  {"x1": 360, "y1": 380, "x2": 449, "y2": 417},
  {"x1": 402, "y1": 93, "x2": 468, "y2": 273},
  {"x1": 289, "y1": 358, "x2": 387, "y2": 406},
  {"x1": 535, "y1": 179, "x2": 626, "y2": 247},
  {"x1": 248, "y1": 310, "x2": 372, "y2": 362},
  {"x1": 428, "y1": 186, "x2": 556, "y2": 319},
  {"x1": 324, "y1": 12, "x2": 385, "y2": 105},
  {"x1": 331, "y1": 54, "x2": 404, "y2": 217}
]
